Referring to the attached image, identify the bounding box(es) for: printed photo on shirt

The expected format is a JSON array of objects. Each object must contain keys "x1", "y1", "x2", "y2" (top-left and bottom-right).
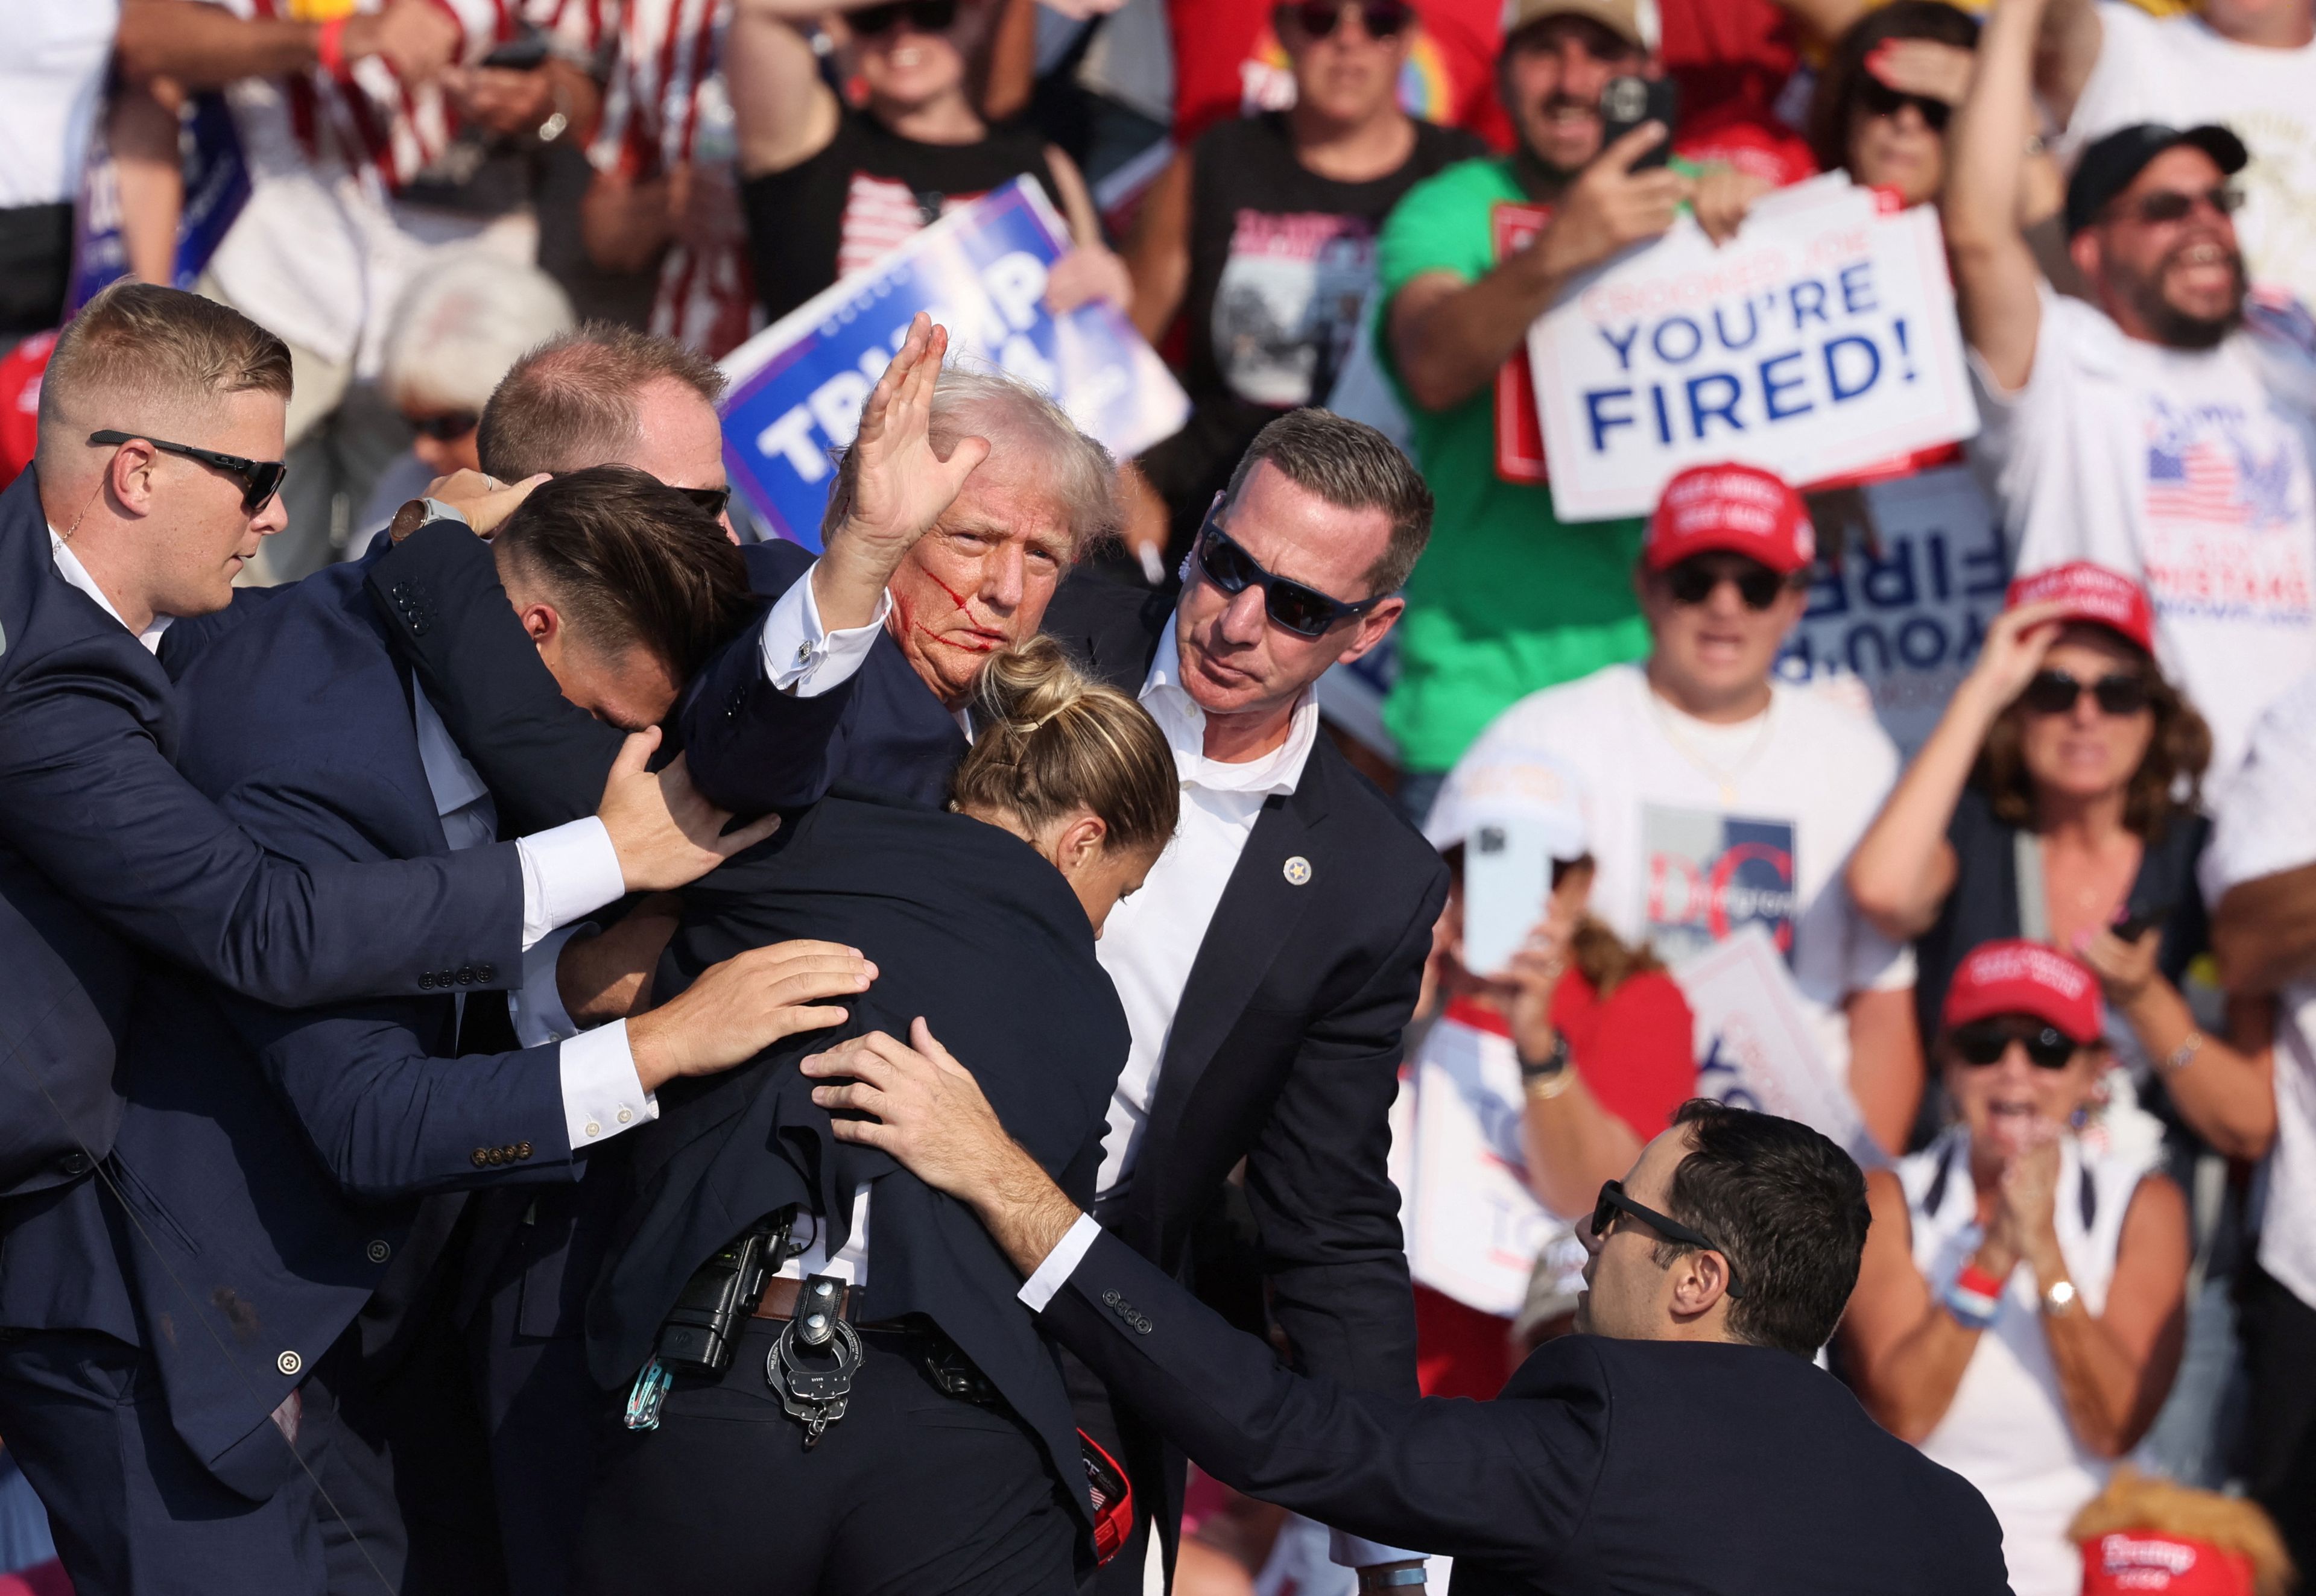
[
  {"x1": 1640, "y1": 805, "x2": 1800, "y2": 964},
  {"x1": 1211, "y1": 210, "x2": 1378, "y2": 407}
]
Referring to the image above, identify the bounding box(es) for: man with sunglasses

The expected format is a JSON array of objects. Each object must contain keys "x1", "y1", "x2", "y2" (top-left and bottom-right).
[
  {"x1": 1944, "y1": 0, "x2": 2316, "y2": 800},
  {"x1": 796, "y1": 1030, "x2": 2011, "y2": 1595},
  {"x1": 1442, "y1": 462, "x2": 1925, "y2": 1156}
]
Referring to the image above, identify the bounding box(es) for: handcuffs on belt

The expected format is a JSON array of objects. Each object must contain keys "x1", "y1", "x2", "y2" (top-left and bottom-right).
[{"x1": 765, "y1": 1274, "x2": 864, "y2": 1449}]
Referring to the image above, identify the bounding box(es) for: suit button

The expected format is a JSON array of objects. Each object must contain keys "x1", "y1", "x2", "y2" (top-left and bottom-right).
[
  {"x1": 487, "y1": 1149, "x2": 505, "y2": 1166},
  {"x1": 515, "y1": 1141, "x2": 533, "y2": 1159},
  {"x1": 277, "y1": 1350, "x2": 302, "y2": 1377},
  {"x1": 56, "y1": 1151, "x2": 92, "y2": 1176},
  {"x1": 365, "y1": 1240, "x2": 391, "y2": 1264},
  {"x1": 478, "y1": 964, "x2": 496, "y2": 982},
  {"x1": 471, "y1": 1149, "x2": 490, "y2": 1168},
  {"x1": 419, "y1": 973, "x2": 435, "y2": 990},
  {"x1": 1101, "y1": 1290, "x2": 1121, "y2": 1306},
  {"x1": 456, "y1": 968, "x2": 475, "y2": 986}
]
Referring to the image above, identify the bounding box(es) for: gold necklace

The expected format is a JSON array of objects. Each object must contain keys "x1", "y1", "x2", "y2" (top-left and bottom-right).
[{"x1": 1646, "y1": 687, "x2": 1777, "y2": 806}]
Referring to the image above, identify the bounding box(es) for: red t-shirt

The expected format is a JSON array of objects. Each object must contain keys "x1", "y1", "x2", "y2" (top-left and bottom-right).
[{"x1": 1446, "y1": 965, "x2": 1697, "y2": 1141}]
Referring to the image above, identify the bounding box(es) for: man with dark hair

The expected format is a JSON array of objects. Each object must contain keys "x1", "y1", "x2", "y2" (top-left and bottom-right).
[{"x1": 804, "y1": 1039, "x2": 2013, "y2": 1595}]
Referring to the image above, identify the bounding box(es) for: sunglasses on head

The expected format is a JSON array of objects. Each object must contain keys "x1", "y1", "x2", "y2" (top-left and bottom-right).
[
  {"x1": 1590, "y1": 1181, "x2": 1744, "y2": 1298},
  {"x1": 2118, "y1": 185, "x2": 2244, "y2": 227},
  {"x1": 850, "y1": 0, "x2": 958, "y2": 35},
  {"x1": 2020, "y1": 668, "x2": 2150, "y2": 718},
  {"x1": 407, "y1": 411, "x2": 479, "y2": 442},
  {"x1": 1855, "y1": 77, "x2": 1951, "y2": 132},
  {"x1": 1661, "y1": 555, "x2": 1799, "y2": 611},
  {"x1": 1194, "y1": 503, "x2": 1386, "y2": 639},
  {"x1": 88, "y1": 429, "x2": 286, "y2": 513},
  {"x1": 1951, "y1": 1020, "x2": 2078, "y2": 1070},
  {"x1": 1280, "y1": 0, "x2": 1413, "y2": 38}
]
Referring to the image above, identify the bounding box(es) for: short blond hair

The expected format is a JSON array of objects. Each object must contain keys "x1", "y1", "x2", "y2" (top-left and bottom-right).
[{"x1": 36, "y1": 282, "x2": 291, "y2": 478}]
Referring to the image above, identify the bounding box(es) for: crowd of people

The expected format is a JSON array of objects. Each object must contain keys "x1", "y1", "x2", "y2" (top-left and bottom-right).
[{"x1": 3, "y1": 0, "x2": 2316, "y2": 1594}]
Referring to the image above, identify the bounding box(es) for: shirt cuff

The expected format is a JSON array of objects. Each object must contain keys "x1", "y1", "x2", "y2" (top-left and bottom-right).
[
  {"x1": 1016, "y1": 1211, "x2": 1103, "y2": 1311},
  {"x1": 1329, "y1": 1530, "x2": 1426, "y2": 1568},
  {"x1": 515, "y1": 816, "x2": 625, "y2": 951},
  {"x1": 558, "y1": 1019, "x2": 658, "y2": 1150},
  {"x1": 509, "y1": 922, "x2": 587, "y2": 1047},
  {"x1": 757, "y1": 560, "x2": 890, "y2": 698}
]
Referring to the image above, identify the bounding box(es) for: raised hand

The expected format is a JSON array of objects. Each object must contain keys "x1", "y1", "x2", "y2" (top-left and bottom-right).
[
  {"x1": 1534, "y1": 121, "x2": 1689, "y2": 282},
  {"x1": 812, "y1": 314, "x2": 992, "y2": 631},
  {"x1": 627, "y1": 940, "x2": 875, "y2": 1092},
  {"x1": 1962, "y1": 598, "x2": 2070, "y2": 710},
  {"x1": 343, "y1": 0, "x2": 464, "y2": 86},
  {"x1": 595, "y1": 731, "x2": 783, "y2": 892},
  {"x1": 1868, "y1": 38, "x2": 1976, "y2": 108},
  {"x1": 400, "y1": 469, "x2": 551, "y2": 540}
]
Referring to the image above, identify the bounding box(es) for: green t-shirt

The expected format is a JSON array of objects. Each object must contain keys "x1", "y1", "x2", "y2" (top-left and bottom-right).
[{"x1": 1375, "y1": 155, "x2": 1649, "y2": 774}]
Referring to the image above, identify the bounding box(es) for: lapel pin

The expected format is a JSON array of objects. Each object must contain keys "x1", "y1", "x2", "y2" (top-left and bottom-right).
[{"x1": 1283, "y1": 856, "x2": 1312, "y2": 886}]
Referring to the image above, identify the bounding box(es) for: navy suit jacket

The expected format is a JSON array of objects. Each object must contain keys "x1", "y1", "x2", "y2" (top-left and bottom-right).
[
  {"x1": 33, "y1": 557, "x2": 582, "y2": 1501},
  {"x1": 1047, "y1": 1229, "x2": 2014, "y2": 1595},
  {"x1": 0, "y1": 468, "x2": 525, "y2": 1200}
]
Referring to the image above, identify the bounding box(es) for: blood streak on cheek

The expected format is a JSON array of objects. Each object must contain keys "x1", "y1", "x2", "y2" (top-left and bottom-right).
[{"x1": 908, "y1": 569, "x2": 995, "y2": 648}]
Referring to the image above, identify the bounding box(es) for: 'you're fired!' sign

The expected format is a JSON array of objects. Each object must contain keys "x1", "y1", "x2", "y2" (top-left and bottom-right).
[{"x1": 1530, "y1": 175, "x2": 1978, "y2": 521}]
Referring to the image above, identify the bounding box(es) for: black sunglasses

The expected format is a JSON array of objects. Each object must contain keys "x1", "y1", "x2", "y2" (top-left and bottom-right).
[
  {"x1": 1661, "y1": 555, "x2": 1799, "y2": 611},
  {"x1": 1590, "y1": 1181, "x2": 1744, "y2": 1298},
  {"x1": 407, "y1": 410, "x2": 479, "y2": 442},
  {"x1": 88, "y1": 429, "x2": 286, "y2": 513},
  {"x1": 677, "y1": 484, "x2": 733, "y2": 521},
  {"x1": 1282, "y1": 0, "x2": 1413, "y2": 38},
  {"x1": 2020, "y1": 668, "x2": 2150, "y2": 718},
  {"x1": 1855, "y1": 77, "x2": 1951, "y2": 132},
  {"x1": 1195, "y1": 505, "x2": 1387, "y2": 639},
  {"x1": 2122, "y1": 186, "x2": 2245, "y2": 227},
  {"x1": 1951, "y1": 1020, "x2": 2078, "y2": 1070},
  {"x1": 850, "y1": 0, "x2": 958, "y2": 35}
]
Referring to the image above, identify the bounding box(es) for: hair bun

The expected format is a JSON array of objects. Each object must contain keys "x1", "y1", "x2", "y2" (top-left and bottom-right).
[{"x1": 974, "y1": 634, "x2": 1092, "y2": 735}]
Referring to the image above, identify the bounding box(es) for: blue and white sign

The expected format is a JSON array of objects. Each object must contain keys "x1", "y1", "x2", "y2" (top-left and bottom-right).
[
  {"x1": 719, "y1": 177, "x2": 1188, "y2": 549},
  {"x1": 1528, "y1": 175, "x2": 1978, "y2": 522},
  {"x1": 69, "y1": 92, "x2": 250, "y2": 315}
]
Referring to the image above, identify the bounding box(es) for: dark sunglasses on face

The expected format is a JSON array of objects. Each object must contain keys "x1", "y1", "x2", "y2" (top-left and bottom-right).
[
  {"x1": 1194, "y1": 505, "x2": 1386, "y2": 639},
  {"x1": 407, "y1": 411, "x2": 479, "y2": 442},
  {"x1": 1282, "y1": 0, "x2": 1413, "y2": 39},
  {"x1": 87, "y1": 429, "x2": 287, "y2": 513},
  {"x1": 677, "y1": 484, "x2": 733, "y2": 521},
  {"x1": 1855, "y1": 76, "x2": 1951, "y2": 132},
  {"x1": 1661, "y1": 555, "x2": 1798, "y2": 611},
  {"x1": 1951, "y1": 1020, "x2": 2078, "y2": 1070},
  {"x1": 1590, "y1": 1181, "x2": 1745, "y2": 1298},
  {"x1": 2020, "y1": 668, "x2": 2150, "y2": 718},
  {"x1": 2118, "y1": 186, "x2": 2244, "y2": 227},
  {"x1": 850, "y1": 0, "x2": 958, "y2": 36}
]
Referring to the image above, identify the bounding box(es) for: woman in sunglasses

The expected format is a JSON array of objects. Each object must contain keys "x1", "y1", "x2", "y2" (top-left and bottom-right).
[{"x1": 1840, "y1": 937, "x2": 2190, "y2": 1596}]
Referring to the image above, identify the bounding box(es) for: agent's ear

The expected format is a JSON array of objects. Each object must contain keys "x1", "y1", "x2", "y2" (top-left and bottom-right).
[
  {"x1": 1667, "y1": 1247, "x2": 1736, "y2": 1322},
  {"x1": 515, "y1": 602, "x2": 561, "y2": 649},
  {"x1": 1052, "y1": 812, "x2": 1110, "y2": 878},
  {"x1": 106, "y1": 438, "x2": 162, "y2": 519}
]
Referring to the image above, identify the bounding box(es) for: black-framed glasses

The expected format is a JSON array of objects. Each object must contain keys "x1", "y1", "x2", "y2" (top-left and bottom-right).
[
  {"x1": 1281, "y1": 0, "x2": 1413, "y2": 38},
  {"x1": 1951, "y1": 1020, "x2": 2078, "y2": 1070},
  {"x1": 1590, "y1": 1181, "x2": 1744, "y2": 1297},
  {"x1": 2020, "y1": 668, "x2": 2150, "y2": 718},
  {"x1": 1661, "y1": 554, "x2": 1800, "y2": 611},
  {"x1": 850, "y1": 0, "x2": 958, "y2": 35},
  {"x1": 677, "y1": 484, "x2": 733, "y2": 521},
  {"x1": 1194, "y1": 504, "x2": 1386, "y2": 639},
  {"x1": 2121, "y1": 185, "x2": 2244, "y2": 227},
  {"x1": 407, "y1": 410, "x2": 479, "y2": 442},
  {"x1": 1855, "y1": 77, "x2": 1951, "y2": 133},
  {"x1": 87, "y1": 429, "x2": 286, "y2": 513}
]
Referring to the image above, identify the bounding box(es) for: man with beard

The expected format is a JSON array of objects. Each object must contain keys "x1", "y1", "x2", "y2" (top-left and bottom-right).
[{"x1": 1945, "y1": 0, "x2": 2316, "y2": 798}]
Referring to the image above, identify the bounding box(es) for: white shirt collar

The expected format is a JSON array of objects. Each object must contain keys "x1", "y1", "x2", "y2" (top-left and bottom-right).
[
  {"x1": 1139, "y1": 613, "x2": 1319, "y2": 798},
  {"x1": 49, "y1": 526, "x2": 173, "y2": 654}
]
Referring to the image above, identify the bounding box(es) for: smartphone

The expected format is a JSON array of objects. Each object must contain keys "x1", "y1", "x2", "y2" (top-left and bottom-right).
[
  {"x1": 481, "y1": 31, "x2": 551, "y2": 70},
  {"x1": 1463, "y1": 816, "x2": 1559, "y2": 979},
  {"x1": 2112, "y1": 903, "x2": 2172, "y2": 942},
  {"x1": 1598, "y1": 74, "x2": 1679, "y2": 169}
]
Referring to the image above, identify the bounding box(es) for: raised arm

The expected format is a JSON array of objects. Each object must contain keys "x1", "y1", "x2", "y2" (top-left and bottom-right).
[
  {"x1": 1940, "y1": 0, "x2": 2047, "y2": 394},
  {"x1": 2032, "y1": 0, "x2": 2106, "y2": 133},
  {"x1": 728, "y1": 0, "x2": 844, "y2": 180},
  {"x1": 1124, "y1": 150, "x2": 1194, "y2": 344},
  {"x1": 116, "y1": 0, "x2": 461, "y2": 93}
]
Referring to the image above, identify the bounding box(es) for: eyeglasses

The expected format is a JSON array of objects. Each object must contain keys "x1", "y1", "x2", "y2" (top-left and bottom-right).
[
  {"x1": 1660, "y1": 555, "x2": 1800, "y2": 611},
  {"x1": 407, "y1": 411, "x2": 479, "y2": 442},
  {"x1": 850, "y1": 0, "x2": 958, "y2": 35},
  {"x1": 2116, "y1": 186, "x2": 2244, "y2": 227},
  {"x1": 677, "y1": 485, "x2": 733, "y2": 521},
  {"x1": 1855, "y1": 77, "x2": 1951, "y2": 133},
  {"x1": 87, "y1": 429, "x2": 287, "y2": 513},
  {"x1": 1280, "y1": 0, "x2": 1413, "y2": 38},
  {"x1": 1951, "y1": 1020, "x2": 2078, "y2": 1070},
  {"x1": 1194, "y1": 504, "x2": 1387, "y2": 639},
  {"x1": 1590, "y1": 1181, "x2": 1744, "y2": 1298},
  {"x1": 2020, "y1": 669, "x2": 2150, "y2": 718}
]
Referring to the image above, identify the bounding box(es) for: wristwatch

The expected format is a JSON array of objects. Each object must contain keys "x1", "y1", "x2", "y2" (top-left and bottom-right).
[
  {"x1": 388, "y1": 496, "x2": 473, "y2": 543},
  {"x1": 2041, "y1": 1278, "x2": 2080, "y2": 1318},
  {"x1": 1519, "y1": 1032, "x2": 1573, "y2": 1100}
]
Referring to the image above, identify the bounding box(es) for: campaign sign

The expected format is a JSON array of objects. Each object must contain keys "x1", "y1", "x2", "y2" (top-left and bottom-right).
[
  {"x1": 1528, "y1": 175, "x2": 1979, "y2": 521},
  {"x1": 1641, "y1": 804, "x2": 1799, "y2": 965},
  {"x1": 719, "y1": 177, "x2": 1188, "y2": 549},
  {"x1": 1779, "y1": 465, "x2": 2011, "y2": 759},
  {"x1": 68, "y1": 92, "x2": 250, "y2": 313}
]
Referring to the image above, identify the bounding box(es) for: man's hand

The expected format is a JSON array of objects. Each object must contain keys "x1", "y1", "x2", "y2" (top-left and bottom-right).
[
  {"x1": 1691, "y1": 165, "x2": 1773, "y2": 247},
  {"x1": 402, "y1": 469, "x2": 551, "y2": 540},
  {"x1": 341, "y1": 0, "x2": 463, "y2": 84},
  {"x1": 1534, "y1": 121, "x2": 1688, "y2": 282},
  {"x1": 800, "y1": 1019, "x2": 1082, "y2": 1276},
  {"x1": 595, "y1": 730, "x2": 783, "y2": 891},
  {"x1": 811, "y1": 314, "x2": 991, "y2": 631},
  {"x1": 440, "y1": 62, "x2": 557, "y2": 136},
  {"x1": 627, "y1": 940, "x2": 874, "y2": 1093},
  {"x1": 557, "y1": 893, "x2": 684, "y2": 1024}
]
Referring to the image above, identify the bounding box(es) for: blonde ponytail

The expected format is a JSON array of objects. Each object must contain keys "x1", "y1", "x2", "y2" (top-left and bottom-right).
[{"x1": 952, "y1": 638, "x2": 1178, "y2": 854}]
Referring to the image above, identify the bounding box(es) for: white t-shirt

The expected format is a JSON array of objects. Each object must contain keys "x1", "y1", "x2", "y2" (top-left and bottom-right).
[
  {"x1": 2060, "y1": 2, "x2": 2316, "y2": 311},
  {"x1": 0, "y1": 1, "x2": 116, "y2": 210},
  {"x1": 2200, "y1": 671, "x2": 2316, "y2": 1313},
  {"x1": 1446, "y1": 663, "x2": 1913, "y2": 1086},
  {"x1": 1975, "y1": 285, "x2": 2316, "y2": 796}
]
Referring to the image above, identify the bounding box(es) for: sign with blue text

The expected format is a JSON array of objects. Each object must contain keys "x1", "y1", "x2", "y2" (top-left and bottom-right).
[
  {"x1": 719, "y1": 177, "x2": 1188, "y2": 548},
  {"x1": 1528, "y1": 175, "x2": 1978, "y2": 522},
  {"x1": 69, "y1": 92, "x2": 250, "y2": 314}
]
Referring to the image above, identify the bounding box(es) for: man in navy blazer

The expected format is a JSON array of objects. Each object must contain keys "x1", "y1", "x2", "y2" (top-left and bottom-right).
[
  {"x1": 812, "y1": 1052, "x2": 2017, "y2": 1596},
  {"x1": 0, "y1": 468, "x2": 870, "y2": 1596}
]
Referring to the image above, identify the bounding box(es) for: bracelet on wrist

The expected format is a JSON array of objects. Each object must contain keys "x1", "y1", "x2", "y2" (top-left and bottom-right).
[
  {"x1": 315, "y1": 16, "x2": 353, "y2": 81},
  {"x1": 2160, "y1": 1029, "x2": 2205, "y2": 1076},
  {"x1": 1943, "y1": 1261, "x2": 2004, "y2": 1329},
  {"x1": 1517, "y1": 1032, "x2": 1572, "y2": 1100}
]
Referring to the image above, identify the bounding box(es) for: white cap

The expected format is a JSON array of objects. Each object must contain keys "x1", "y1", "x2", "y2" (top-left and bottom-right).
[{"x1": 1423, "y1": 743, "x2": 1591, "y2": 862}]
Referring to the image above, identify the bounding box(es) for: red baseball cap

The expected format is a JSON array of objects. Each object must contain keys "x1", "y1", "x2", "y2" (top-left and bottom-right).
[
  {"x1": 2081, "y1": 1533, "x2": 2255, "y2": 1596},
  {"x1": 1941, "y1": 939, "x2": 2104, "y2": 1044},
  {"x1": 1645, "y1": 463, "x2": 1815, "y2": 576},
  {"x1": 2004, "y1": 562, "x2": 2156, "y2": 655}
]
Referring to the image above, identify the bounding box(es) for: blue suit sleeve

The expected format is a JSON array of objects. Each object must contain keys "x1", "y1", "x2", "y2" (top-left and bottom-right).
[
  {"x1": 0, "y1": 632, "x2": 523, "y2": 1005},
  {"x1": 677, "y1": 610, "x2": 859, "y2": 814}
]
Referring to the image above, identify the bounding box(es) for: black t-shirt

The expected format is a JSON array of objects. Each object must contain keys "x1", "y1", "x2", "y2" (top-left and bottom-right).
[{"x1": 739, "y1": 110, "x2": 1065, "y2": 323}]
